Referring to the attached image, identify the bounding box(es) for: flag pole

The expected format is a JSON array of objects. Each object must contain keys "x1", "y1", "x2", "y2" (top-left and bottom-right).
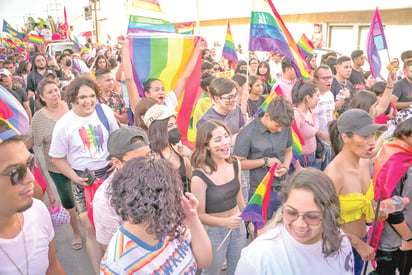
[
  {"x1": 362, "y1": 197, "x2": 381, "y2": 275},
  {"x1": 195, "y1": 0, "x2": 200, "y2": 35},
  {"x1": 217, "y1": 229, "x2": 232, "y2": 251}
]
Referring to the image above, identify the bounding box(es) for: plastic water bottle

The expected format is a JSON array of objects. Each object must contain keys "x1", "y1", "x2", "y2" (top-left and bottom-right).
[{"x1": 380, "y1": 196, "x2": 410, "y2": 214}]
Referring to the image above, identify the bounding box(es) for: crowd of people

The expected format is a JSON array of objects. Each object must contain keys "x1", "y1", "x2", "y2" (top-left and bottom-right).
[{"x1": 1, "y1": 31, "x2": 412, "y2": 275}]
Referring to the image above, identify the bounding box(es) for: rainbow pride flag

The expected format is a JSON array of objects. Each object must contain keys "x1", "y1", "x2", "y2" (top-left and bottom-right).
[
  {"x1": 249, "y1": 0, "x2": 311, "y2": 80},
  {"x1": 128, "y1": 16, "x2": 175, "y2": 34},
  {"x1": 47, "y1": 17, "x2": 56, "y2": 34},
  {"x1": 28, "y1": 34, "x2": 44, "y2": 46},
  {"x1": 241, "y1": 163, "x2": 278, "y2": 230},
  {"x1": 128, "y1": 34, "x2": 202, "y2": 144},
  {"x1": 222, "y1": 22, "x2": 238, "y2": 64},
  {"x1": 128, "y1": 0, "x2": 175, "y2": 34},
  {"x1": 253, "y1": 85, "x2": 304, "y2": 155},
  {"x1": 0, "y1": 86, "x2": 29, "y2": 134},
  {"x1": 297, "y1": 33, "x2": 314, "y2": 58},
  {"x1": 70, "y1": 35, "x2": 81, "y2": 50},
  {"x1": 178, "y1": 22, "x2": 194, "y2": 35}
]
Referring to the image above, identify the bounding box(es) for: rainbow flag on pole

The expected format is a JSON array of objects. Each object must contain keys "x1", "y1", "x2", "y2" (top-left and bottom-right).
[
  {"x1": 27, "y1": 34, "x2": 44, "y2": 46},
  {"x1": 47, "y1": 17, "x2": 56, "y2": 34},
  {"x1": 178, "y1": 22, "x2": 195, "y2": 35},
  {"x1": 297, "y1": 33, "x2": 314, "y2": 58},
  {"x1": 249, "y1": 0, "x2": 311, "y2": 80},
  {"x1": 241, "y1": 163, "x2": 278, "y2": 230},
  {"x1": 222, "y1": 22, "x2": 238, "y2": 64}
]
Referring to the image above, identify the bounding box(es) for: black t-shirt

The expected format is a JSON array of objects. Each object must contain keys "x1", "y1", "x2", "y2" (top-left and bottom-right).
[
  {"x1": 331, "y1": 77, "x2": 354, "y2": 115},
  {"x1": 393, "y1": 78, "x2": 412, "y2": 103},
  {"x1": 349, "y1": 68, "x2": 364, "y2": 87},
  {"x1": 12, "y1": 87, "x2": 29, "y2": 103}
]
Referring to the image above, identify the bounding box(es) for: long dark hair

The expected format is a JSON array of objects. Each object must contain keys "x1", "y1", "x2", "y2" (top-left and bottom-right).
[
  {"x1": 148, "y1": 118, "x2": 170, "y2": 157},
  {"x1": 191, "y1": 119, "x2": 234, "y2": 174}
]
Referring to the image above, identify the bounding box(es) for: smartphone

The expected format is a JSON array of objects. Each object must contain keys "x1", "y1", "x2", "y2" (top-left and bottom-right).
[{"x1": 81, "y1": 169, "x2": 96, "y2": 186}]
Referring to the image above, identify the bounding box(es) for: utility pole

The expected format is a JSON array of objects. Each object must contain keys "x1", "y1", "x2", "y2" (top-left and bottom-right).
[
  {"x1": 47, "y1": 0, "x2": 63, "y2": 22},
  {"x1": 90, "y1": 0, "x2": 100, "y2": 43}
]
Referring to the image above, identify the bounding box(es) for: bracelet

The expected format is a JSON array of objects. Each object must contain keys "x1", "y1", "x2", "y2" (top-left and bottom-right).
[
  {"x1": 404, "y1": 236, "x2": 412, "y2": 242},
  {"x1": 263, "y1": 157, "x2": 269, "y2": 168}
]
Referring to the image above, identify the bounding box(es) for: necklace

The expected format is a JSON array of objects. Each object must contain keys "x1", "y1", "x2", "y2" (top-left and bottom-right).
[{"x1": 0, "y1": 214, "x2": 29, "y2": 275}]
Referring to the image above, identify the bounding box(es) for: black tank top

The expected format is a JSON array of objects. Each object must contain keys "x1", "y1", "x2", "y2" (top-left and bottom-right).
[{"x1": 192, "y1": 161, "x2": 240, "y2": 214}]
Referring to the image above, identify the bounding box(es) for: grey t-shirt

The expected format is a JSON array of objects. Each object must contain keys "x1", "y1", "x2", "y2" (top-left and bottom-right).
[
  {"x1": 393, "y1": 78, "x2": 412, "y2": 103},
  {"x1": 234, "y1": 118, "x2": 292, "y2": 188},
  {"x1": 197, "y1": 104, "x2": 245, "y2": 135}
]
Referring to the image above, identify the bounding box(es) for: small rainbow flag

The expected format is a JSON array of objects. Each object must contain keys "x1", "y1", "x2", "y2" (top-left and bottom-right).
[
  {"x1": 177, "y1": 22, "x2": 194, "y2": 35},
  {"x1": 297, "y1": 33, "x2": 314, "y2": 58},
  {"x1": 70, "y1": 35, "x2": 81, "y2": 50},
  {"x1": 241, "y1": 163, "x2": 278, "y2": 230},
  {"x1": 47, "y1": 17, "x2": 56, "y2": 34},
  {"x1": 27, "y1": 34, "x2": 44, "y2": 46},
  {"x1": 222, "y1": 22, "x2": 238, "y2": 64},
  {"x1": 249, "y1": 0, "x2": 311, "y2": 80},
  {"x1": 0, "y1": 86, "x2": 29, "y2": 134}
]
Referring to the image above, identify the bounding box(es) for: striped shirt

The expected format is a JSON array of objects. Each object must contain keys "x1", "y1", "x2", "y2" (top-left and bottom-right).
[{"x1": 100, "y1": 225, "x2": 197, "y2": 275}]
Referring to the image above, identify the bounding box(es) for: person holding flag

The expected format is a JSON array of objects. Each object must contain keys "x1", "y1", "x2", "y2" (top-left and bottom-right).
[
  {"x1": 235, "y1": 168, "x2": 354, "y2": 274},
  {"x1": 191, "y1": 119, "x2": 249, "y2": 275}
]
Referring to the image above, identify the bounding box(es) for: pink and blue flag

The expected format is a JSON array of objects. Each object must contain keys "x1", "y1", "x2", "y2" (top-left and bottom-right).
[
  {"x1": 0, "y1": 86, "x2": 29, "y2": 134},
  {"x1": 366, "y1": 7, "x2": 388, "y2": 80}
]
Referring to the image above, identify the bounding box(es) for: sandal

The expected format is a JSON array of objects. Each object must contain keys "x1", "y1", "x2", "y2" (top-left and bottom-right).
[{"x1": 72, "y1": 238, "x2": 83, "y2": 250}]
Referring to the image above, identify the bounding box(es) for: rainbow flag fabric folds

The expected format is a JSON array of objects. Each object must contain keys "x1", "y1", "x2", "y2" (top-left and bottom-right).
[
  {"x1": 366, "y1": 7, "x2": 388, "y2": 80},
  {"x1": 297, "y1": 34, "x2": 314, "y2": 58},
  {"x1": 222, "y1": 22, "x2": 238, "y2": 64},
  {"x1": 128, "y1": 34, "x2": 202, "y2": 145},
  {"x1": 178, "y1": 22, "x2": 194, "y2": 35},
  {"x1": 47, "y1": 17, "x2": 56, "y2": 34},
  {"x1": 241, "y1": 163, "x2": 278, "y2": 230},
  {"x1": 0, "y1": 86, "x2": 29, "y2": 134},
  {"x1": 128, "y1": 16, "x2": 175, "y2": 34},
  {"x1": 28, "y1": 34, "x2": 44, "y2": 46},
  {"x1": 2, "y1": 20, "x2": 25, "y2": 40},
  {"x1": 249, "y1": 0, "x2": 311, "y2": 80},
  {"x1": 128, "y1": 0, "x2": 175, "y2": 34}
]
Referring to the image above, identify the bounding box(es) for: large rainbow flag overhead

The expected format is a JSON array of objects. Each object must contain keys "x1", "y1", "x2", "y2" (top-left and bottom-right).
[
  {"x1": 297, "y1": 33, "x2": 314, "y2": 58},
  {"x1": 28, "y1": 34, "x2": 44, "y2": 46},
  {"x1": 222, "y1": 22, "x2": 238, "y2": 64},
  {"x1": 128, "y1": 34, "x2": 202, "y2": 144},
  {"x1": 241, "y1": 163, "x2": 278, "y2": 231},
  {"x1": 249, "y1": 0, "x2": 311, "y2": 80}
]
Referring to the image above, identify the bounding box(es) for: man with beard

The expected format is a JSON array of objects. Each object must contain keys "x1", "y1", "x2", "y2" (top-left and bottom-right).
[
  {"x1": 392, "y1": 60, "x2": 412, "y2": 110},
  {"x1": 0, "y1": 119, "x2": 65, "y2": 274},
  {"x1": 27, "y1": 53, "x2": 50, "y2": 114}
]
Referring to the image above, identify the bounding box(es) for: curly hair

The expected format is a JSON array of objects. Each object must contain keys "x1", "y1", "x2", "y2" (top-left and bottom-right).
[
  {"x1": 65, "y1": 76, "x2": 101, "y2": 104},
  {"x1": 191, "y1": 119, "x2": 234, "y2": 174},
  {"x1": 110, "y1": 156, "x2": 186, "y2": 241},
  {"x1": 264, "y1": 168, "x2": 342, "y2": 258}
]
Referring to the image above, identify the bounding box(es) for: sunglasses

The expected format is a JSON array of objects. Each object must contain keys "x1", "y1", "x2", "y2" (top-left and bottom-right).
[
  {"x1": 282, "y1": 206, "x2": 323, "y2": 226},
  {"x1": 0, "y1": 155, "x2": 35, "y2": 186}
]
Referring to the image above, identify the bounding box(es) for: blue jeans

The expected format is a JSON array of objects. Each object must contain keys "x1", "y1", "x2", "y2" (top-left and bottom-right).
[
  {"x1": 248, "y1": 186, "x2": 282, "y2": 221},
  {"x1": 353, "y1": 234, "x2": 368, "y2": 275},
  {"x1": 314, "y1": 143, "x2": 332, "y2": 171},
  {"x1": 201, "y1": 224, "x2": 247, "y2": 275},
  {"x1": 298, "y1": 152, "x2": 316, "y2": 168}
]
